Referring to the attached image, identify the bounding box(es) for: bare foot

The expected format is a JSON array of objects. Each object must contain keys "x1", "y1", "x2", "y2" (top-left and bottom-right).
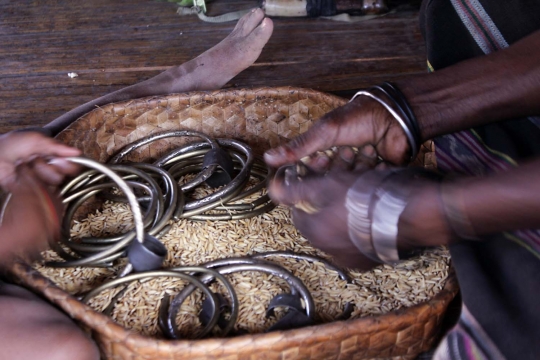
[
  {"x1": 44, "y1": 9, "x2": 273, "y2": 136},
  {"x1": 163, "y1": 8, "x2": 274, "y2": 92}
]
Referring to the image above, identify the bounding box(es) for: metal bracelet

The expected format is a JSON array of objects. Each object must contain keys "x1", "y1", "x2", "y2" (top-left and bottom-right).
[
  {"x1": 159, "y1": 266, "x2": 239, "y2": 338},
  {"x1": 370, "y1": 168, "x2": 441, "y2": 264},
  {"x1": 251, "y1": 251, "x2": 354, "y2": 320},
  {"x1": 80, "y1": 270, "x2": 221, "y2": 339},
  {"x1": 345, "y1": 169, "x2": 400, "y2": 263},
  {"x1": 350, "y1": 90, "x2": 418, "y2": 161},
  {"x1": 64, "y1": 157, "x2": 146, "y2": 244},
  {"x1": 370, "y1": 175, "x2": 411, "y2": 264}
]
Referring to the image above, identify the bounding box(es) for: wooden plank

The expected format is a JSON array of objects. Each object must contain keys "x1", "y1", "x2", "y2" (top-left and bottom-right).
[{"x1": 0, "y1": 0, "x2": 426, "y2": 133}]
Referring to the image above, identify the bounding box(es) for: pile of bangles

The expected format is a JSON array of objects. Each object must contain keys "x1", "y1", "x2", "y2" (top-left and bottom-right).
[{"x1": 44, "y1": 130, "x2": 353, "y2": 336}]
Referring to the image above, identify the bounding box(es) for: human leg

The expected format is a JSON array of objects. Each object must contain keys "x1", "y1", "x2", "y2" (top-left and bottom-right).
[
  {"x1": 44, "y1": 8, "x2": 273, "y2": 136},
  {"x1": 0, "y1": 282, "x2": 100, "y2": 360}
]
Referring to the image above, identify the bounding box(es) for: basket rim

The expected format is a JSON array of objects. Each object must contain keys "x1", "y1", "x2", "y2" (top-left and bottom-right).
[{"x1": 10, "y1": 257, "x2": 458, "y2": 354}]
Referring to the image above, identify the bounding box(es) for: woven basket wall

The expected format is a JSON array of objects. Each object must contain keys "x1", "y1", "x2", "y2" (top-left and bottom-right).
[{"x1": 8, "y1": 87, "x2": 457, "y2": 360}]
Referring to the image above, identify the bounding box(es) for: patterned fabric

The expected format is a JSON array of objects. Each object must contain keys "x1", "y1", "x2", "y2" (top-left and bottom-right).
[
  {"x1": 420, "y1": 1, "x2": 540, "y2": 359},
  {"x1": 434, "y1": 306, "x2": 505, "y2": 360},
  {"x1": 431, "y1": 0, "x2": 540, "y2": 257}
]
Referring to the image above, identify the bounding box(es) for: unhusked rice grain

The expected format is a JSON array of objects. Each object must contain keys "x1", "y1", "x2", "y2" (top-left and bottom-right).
[{"x1": 35, "y1": 179, "x2": 450, "y2": 338}]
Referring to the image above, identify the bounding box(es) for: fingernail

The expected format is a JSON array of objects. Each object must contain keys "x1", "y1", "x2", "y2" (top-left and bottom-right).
[
  {"x1": 284, "y1": 166, "x2": 297, "y2": 186},
  {"x1": 264, "y1": 148, "x2": 283, "y2": 161},
  {"x1": 361, "y1": 145, "x2": 377, "y2": 158},
  {"x1": 315, "y1": 155, "x2": 330, "y2": 168},
  {"x1": 339, "y1": 147, "x2": 355, "y2": 164},
  {"x1": 47, "y1": 158, "x2": 64, "y2": 165}
]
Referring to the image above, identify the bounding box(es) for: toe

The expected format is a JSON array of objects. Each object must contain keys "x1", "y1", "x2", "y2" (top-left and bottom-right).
[
  {"x1": 248, "y1": 17, "x2": 274, "y2": 44},
  {"x1": 234, "y1": 8, "x2": 266, "y2": 36}
]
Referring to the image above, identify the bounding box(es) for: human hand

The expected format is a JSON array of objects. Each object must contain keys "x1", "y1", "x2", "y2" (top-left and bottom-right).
[
  {"x1": 264, "y1": 95, "x2": 410, "y2": 169},
  {"x1": 0, "y1": 131, "x2": 81, "y2": 190},
  {"x1": 267, "y1": 153, "x2": 382, "y2": 269},
  {"x1": 268, "y1": 155, "x2": 450, "y2": 268},
  {"x1": 0, "y1": 164, "x2": 63, "y2": 267}
]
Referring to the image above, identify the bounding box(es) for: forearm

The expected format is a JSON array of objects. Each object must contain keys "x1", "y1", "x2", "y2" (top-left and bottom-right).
[
  {"x1": 396, "y1": 29, "x2": 540, "y2": 141},
  {"x1": 454, "y1": 158, "x2": 540, "y2": 235},
  {"x1": 398, "y1": 158, "x2": 540, "y2": 249}
]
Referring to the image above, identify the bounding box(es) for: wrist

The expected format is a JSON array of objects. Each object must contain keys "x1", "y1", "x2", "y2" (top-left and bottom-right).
[
  {"x1": 397, "y1": 182, "x2": 453, "y2": 251},
  {"x1": 347, "y1": 167, "x2": 444, "y2": 264},
  {"x1": 349, "y1": 90, "x2": 414, "y2": 164},
  {"x1": 393, "y1": 76, "x2": 449, "y2": 142}
]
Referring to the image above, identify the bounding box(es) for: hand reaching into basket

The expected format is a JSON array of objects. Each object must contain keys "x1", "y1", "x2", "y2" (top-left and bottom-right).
[
  {"x1": 264, "y1": 94, "x2": 412, "y2": 168},
  {"x1": 0, "y1": 132, "x2": 80, "y2": 267},
  {"x1": 269, "y1": 150, "x2": 540, "y2": 269},
  {"x1": 267, "y1": 149, "x2": 449, "y2": 269}
]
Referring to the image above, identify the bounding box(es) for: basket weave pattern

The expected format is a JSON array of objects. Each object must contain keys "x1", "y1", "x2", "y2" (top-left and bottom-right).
[{"x1": 10, "y1": 87, "x2": 453, "y2": 360}]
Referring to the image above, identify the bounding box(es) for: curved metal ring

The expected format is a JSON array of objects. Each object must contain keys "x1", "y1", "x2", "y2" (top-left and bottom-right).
[
  {"x1": 165, "y1": 261, "x2": 315, "y2": 338},
  {"x1": 80, "y1": 270, "x2": 220, "y2": 339},
  {"x1": 167, "y1": 142, "x2": 254, "y2": 217},
  {"x1": 110, "y1": 131, "x2": 220, "y2": 192},
  {"x1": 158, "y1": 266, "x2": 239, "y2": 339},
  {"x1": 251, "y1": 251, "x2": 354, "y2": 320},
  {"x1": 64, "y1": 157, "x2": 146, "y2": 244}
]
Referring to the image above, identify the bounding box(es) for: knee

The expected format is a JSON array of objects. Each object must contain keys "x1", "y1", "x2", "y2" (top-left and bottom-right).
[
  {"x1": 0, "y1": 287, "x2": 100, "y2": 360},
  {"x1": 40, "y1": 323, "x2": 100, "y2": 360}
]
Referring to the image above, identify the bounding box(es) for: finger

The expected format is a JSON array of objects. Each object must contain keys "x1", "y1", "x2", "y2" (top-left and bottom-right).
[
  {"x1": 353, "y1": 144, "x2": 378, "y2": 170},
  {"x1": 264, "y1": 120, "x2": 334, "y2": 167},
  {"x1": 330, "y1": 146, "x2": 355, "y2": 172},
  {"x1": 47, "y1": 158, "x2": 81, "y2": 177},
  {"x1": 301, "y1": 152, "x2": 331, "y2": 174},
  {"x1": 0, "y1": 162, "x2": 16, "y2": 191},
  {"x1": 31, "y1": 158, "x2": 65, "y2": 185},
  {"x1": 30, "y1": 135, "x2": 81, "y2": 158},
  {"x1": 268, "y1": 166, "x2": 323, "y2": 209},
  {"x1": 4, "y1": 132, "x2": 80, "y2": 162}
]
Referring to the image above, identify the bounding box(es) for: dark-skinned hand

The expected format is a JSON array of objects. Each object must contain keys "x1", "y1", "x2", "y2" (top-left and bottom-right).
[
  {"x1": 0, "y1": 131, "x2": 81, "y2": 190},
  {"x1": 267, "y1": 147, "x2": 383, "y2": 269},
  {"x1": 268, "y1": 146, "x2": 452, "y2": 269},
  {"x1": 264, "y1": 96, "x2": 410, "y2": 169}
]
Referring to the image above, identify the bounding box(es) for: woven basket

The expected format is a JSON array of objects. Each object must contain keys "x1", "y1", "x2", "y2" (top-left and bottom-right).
[{"x1": 8, "y1": 87, "x2": 457, "y2": 360}]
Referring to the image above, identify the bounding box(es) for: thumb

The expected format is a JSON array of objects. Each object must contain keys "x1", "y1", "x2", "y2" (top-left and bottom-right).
[{"x1": 264, "y1": 121, "x2": 334, "y2": 168}]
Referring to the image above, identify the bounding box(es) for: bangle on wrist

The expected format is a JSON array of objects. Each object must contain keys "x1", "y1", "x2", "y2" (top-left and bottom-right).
[
  {"x1": 350, "y1": 90, "x2": 418, "y2": 161},
  {"x1": 346, "y1": 169, "x2": 399, "y2": 263},
  {"x1": 370, "y1": 172, "x2": 416, "y2": 264},
  {"x1": 380, "y1": 82, "x2": 422, "y2": 147},
  {"x1": 346, "y1": 168, "x2": 441, "y2": 265},
  {"x1": 350, "y1": 82, "x2": 422, "y2": 162}
]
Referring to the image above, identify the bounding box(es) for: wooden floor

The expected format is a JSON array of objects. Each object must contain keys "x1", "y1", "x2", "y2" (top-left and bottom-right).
[
  {"x1": 0, "y1": 2, "x2": 448, "y2": 357},
  {"x1": 0, "y1": 0, "x2": 427, "y2": 133}
]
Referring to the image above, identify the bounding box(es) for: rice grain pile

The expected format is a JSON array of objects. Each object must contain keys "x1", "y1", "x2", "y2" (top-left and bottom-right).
[{"x1": 35, "y1": 176, "x2": 450, "y2": 338}]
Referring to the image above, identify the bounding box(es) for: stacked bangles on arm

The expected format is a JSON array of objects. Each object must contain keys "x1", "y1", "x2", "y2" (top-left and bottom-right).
[
  {"x1": 347, "y1": 83, "x2": 479, "y2": 262},
  {"x1": 347, "y1": 83, "x2": 426, "y2": 264},
  {"x1": 350, "y1": 82, "x2": 422, "y2": 162},
  {"x1": 345, "y1": 168, "x2": 442, "y2": 265}
]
